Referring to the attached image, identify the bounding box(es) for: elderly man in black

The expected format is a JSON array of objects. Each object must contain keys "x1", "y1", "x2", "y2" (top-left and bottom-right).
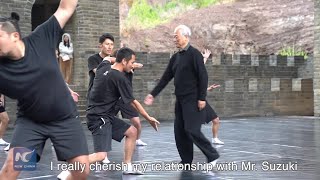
[{"x1": 144, "y1": 25, "x2": 219, "y2": 167}]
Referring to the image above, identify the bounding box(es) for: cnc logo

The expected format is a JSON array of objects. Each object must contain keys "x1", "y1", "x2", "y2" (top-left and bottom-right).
[{"x1": 13, "y1": 147, "x2": 37, "y2": 171}]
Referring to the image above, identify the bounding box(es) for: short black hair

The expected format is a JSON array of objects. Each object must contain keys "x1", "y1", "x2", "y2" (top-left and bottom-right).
[
  {"x1": 99, "y1": 33, "x2": 114, "y2": 44},
  {"x1": 0, "y1": 12, "x2": 21, "y2": 37},
  {"x1": 116, "y1": 47, "x2": 135, "y2": 63}
]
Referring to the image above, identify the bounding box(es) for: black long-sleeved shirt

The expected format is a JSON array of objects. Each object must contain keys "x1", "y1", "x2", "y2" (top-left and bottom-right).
[{"x1": 150, "y1": 45, "x2": 208, "y2": 100}]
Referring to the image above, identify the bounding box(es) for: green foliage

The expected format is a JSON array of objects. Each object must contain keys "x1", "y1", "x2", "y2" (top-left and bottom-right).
[
  {"x1": 179, "y1": 0, "x2": 194, "y2": 6},
  {"x1": 192, "y1": 0, "x2": 220, "y2": 8},
  {"x1": 163, "y1": 1, "x2": 178, "y2": 11},
  {"x1": 278, "y1": 46, "x2": 308, "y2": 60},
  {"x1": 176, "y1": 0, "x2": 220, "y2": 8},
  {"x1": 123, "y1": 0, "x2": 221, "y2": 32},
  {"x1": 126, "y1": 0, "x2": 162, "y2": 29}
]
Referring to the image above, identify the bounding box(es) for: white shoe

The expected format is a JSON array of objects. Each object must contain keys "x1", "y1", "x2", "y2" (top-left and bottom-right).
[
  {"x1": 123, "y1": 163, "x2": 144, "y2": 175},
  {"x1": 0, "y1": 138, "x2": 9, "y2": 146},
  {"x1": 212, "y1": 138, "x2": 224, "y2": 145},
  {"x1": 4, "y1": 144, "x2": 10, "y2": 151},
  {"x1": 202, "y1": 159, "x2": 218, "y2": 173},
  {"x1": 57, "y1": 170, "x2": 70, "y2": 180},
  {"x1": 136, "y1": 139, "x2": 147, "y2": 146},
  {"x1": 102, "y1": 157, "x2": 110, "y2": 164},
  {"x1": 209, "y1": 160, "x2": 218, "y2": 168}
]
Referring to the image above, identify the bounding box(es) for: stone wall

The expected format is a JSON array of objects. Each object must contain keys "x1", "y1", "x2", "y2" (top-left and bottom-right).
[
  {"x1": 3, "y1": 51, "x2": 314, "y2": 121},
  {"x1": 0, "y1": 1, "x2": 32, "y2": 38},
  {"x1": 314, "y1": 0, "x2": 320, "y2": 116},
  {"x1": 131, "y1": 53, "x2": 313, "y2": 120}
]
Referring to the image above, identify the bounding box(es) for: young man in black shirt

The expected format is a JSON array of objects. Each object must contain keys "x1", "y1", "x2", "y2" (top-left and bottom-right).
[
  {"x1": 87, "y1": 34, "x2": 148, "y2": 163},
  {"x1": 144, "y1": 25, "x2": 219, "y2": 168},
  {"x1": 87, "y1": 33, "x2": 115, "y2": 93},
  {"x1": 86, "y1": 47, "x2": 159, "y2": 174},
  {"x1": 0, "y1": 1, "x2": 90, "y2": 179}
]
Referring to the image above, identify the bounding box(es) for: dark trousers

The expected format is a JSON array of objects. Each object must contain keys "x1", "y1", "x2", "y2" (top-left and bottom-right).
[{"x1": 174, "y1": 95, "x2": 219, "y2": 163}]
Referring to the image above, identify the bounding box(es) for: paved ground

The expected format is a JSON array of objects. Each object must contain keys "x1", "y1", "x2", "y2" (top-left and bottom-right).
[{"x1": 1, "y1": 116, "x2": 320, "y2": 180}]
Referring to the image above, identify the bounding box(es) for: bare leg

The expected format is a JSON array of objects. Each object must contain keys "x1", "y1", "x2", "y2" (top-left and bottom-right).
[
  {"x1": 0, "y1": 148, "x2": 21, "y2": 180},
  {"x1": 0, "y1": 112, "x2": 9, "y2": 139},
  {"x1": 130, "y1": 117, "x2": 147, "y2": 146},
  {"x1": 88, "y1": 152, "x2": 107, "y2": 164},
  {"x1": 130, "y1": 117, "x2": 141, "y2": 139},
  {"x1": 211, "y1": 117, "x2": 224, "y2": 145},
  {"x1": 123, "y1": 126, "x2": 137, "y2": 163},
  {"x1": 65, "y1": 155, "x2": 90, "y2": 180},
  {"x1": 211, "y1": 117, "x2": 220, "y2": 138}
]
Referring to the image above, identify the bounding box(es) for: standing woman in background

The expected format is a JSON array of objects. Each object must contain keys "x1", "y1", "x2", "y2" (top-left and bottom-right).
[{"x1": 59, "y1": 33, "x2": 73, "y2": 84}]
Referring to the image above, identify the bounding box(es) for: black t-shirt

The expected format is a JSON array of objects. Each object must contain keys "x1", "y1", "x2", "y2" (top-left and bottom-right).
[
  {"x1": 125, "y1": 71, "x2": 134, "y2": 87},
  {"x1": 87, "y1": 63, "x2": 135, "y2": 118},
  {"x1": 0, "y1": 16, "x2": 77, "y2": 122},
  {"x1": 87, "y1": 53, "x2": 103, "y2": 92}
]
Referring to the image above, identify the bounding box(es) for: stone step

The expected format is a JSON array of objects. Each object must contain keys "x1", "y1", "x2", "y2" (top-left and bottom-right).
[
  {"x1": 78, "y1": 109, "x2": 87, "y2": 117},
  {"x1": 77, "y1": 100, "x2": 88, "y2": 106}
]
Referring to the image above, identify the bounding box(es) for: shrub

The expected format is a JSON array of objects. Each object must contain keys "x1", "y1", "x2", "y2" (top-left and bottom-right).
[{"x1": 278, "y1": 46, "x2": 308, "y2": 60}]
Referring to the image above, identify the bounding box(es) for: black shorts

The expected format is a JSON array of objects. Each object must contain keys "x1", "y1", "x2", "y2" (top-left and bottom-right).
[
  {"x1": 204, "y1": 103, "x2": 219, "y2": 124},
  {"x1": 0, "y1": 106, "x2": 5, "y2": 113},
  {"x1": 87, "y1": 114, "x2": 131, "y2": 152},
  {"x1": 10, "y1": 116, "x2": 89, "y2": 162},
  {"x1": 114, "y1": 99, "x2": 139, "y2": 119}
]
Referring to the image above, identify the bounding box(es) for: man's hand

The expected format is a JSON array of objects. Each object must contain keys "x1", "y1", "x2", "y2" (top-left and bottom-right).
[
  {"x1": 198, "y1": 100, "x2": 206, "y2": 111},
  {"x1": 148, "y1": 117, "x2": 160, "y2": 131},
  {"x1": 201, "y1": 49, "x2": 211, "y2": 64},
  {"x1": 133, "y1": 62, "x2": 143, "y2": 69},
  {"x1": 144, "y1": 94, "x2": 154, "y2": 105},
  {"x1": 69, "y1": 89, "x2": 79, "y2": 102},
  {"x1": 207, "y1": 84, "x2": 221, "y2": 91},
  {"x1": 103, "y1": 56, "x2": 116, "y2": 63}
]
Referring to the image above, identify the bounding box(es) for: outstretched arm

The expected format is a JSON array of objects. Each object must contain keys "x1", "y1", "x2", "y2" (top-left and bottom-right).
[
  {"x1": 66, "y1": 84, "x2": 79, "y2": 102},
  {"x1": 131, "y1": 100, "x2": 160, "y2": 131},
  {"x1": 148, "y1": 56, "x2": 175, "y2": 100},
  {"x1": 54, "y1": 0, "x2": 78, "y2": 28},
  {"x1": 133, "y1": 62, "x2": 143, "y2": 69}
]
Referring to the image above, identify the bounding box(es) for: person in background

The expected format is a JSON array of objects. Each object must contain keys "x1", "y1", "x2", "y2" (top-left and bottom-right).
[
  {"x1": 202, "y1": 49, "x2": 224, "y2": 145},
  {"x1": 59, "y1": 33, "x2": 74, "y2": 84}
]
